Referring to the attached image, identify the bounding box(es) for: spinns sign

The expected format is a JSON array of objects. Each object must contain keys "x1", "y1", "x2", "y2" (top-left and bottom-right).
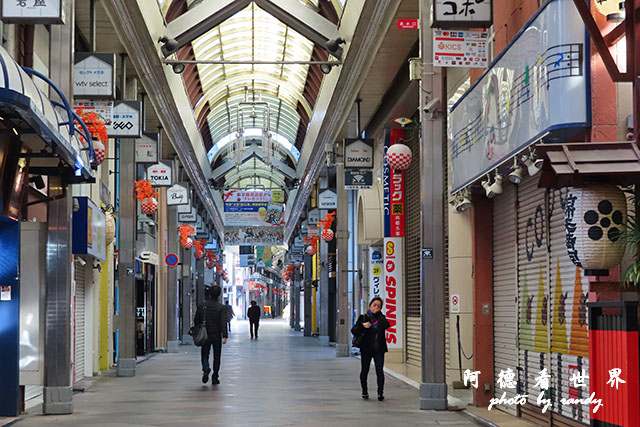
[{"x1": 448, "y1": 0, "x2": 588, "y2": 193}]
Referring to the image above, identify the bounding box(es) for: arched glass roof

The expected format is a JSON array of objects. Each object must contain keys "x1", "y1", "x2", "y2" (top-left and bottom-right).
[
  {"x1": 191, "y1": 2, "x2": 315, "y2": 150},
  {"x1": 207, "y1": 127, "x2": 300, "y2": 164}
]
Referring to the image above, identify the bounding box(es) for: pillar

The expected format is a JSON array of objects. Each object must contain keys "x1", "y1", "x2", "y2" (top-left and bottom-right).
[
  {"x1": 304, "y1": 254, "x2": 312, "y2": 336},
  {"x1": 336, "y1": 141, "x2": 350, "y2": 357},
  {"x1": 166, "y1": 207, "x2": 179, "y2": 352},
  {"x1": 181, "y1": 245, "x2": 193, "y2": 343},
  {"x1": 318, "y1": 238, "x2": 330, "y2": 346},
  {"x1": 419, "y1": 0, "x2": 447, "y2": 409},
  {"x1": 43, "y1": 0, "x2": 75, "y2": 413},
  {"x1": 293, "y1": 266, "x2": 301, "y2": 331}
]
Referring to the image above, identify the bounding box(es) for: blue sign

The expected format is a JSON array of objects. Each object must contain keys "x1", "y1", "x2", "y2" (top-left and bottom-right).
[{"x1": 165, "y1": 253, "x2": 178, "y2": 267}]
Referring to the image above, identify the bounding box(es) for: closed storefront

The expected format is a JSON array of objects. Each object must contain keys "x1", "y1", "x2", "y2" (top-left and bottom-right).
[
  {"x1": 404, "y1": 131, "x2": 421, "y2": 366},
  {"x1": 74, "y1": 262, "x2": 87, "y2": 384},
  {"x1": 491, "y1": 177, "x2": 590, "y2": 425}
]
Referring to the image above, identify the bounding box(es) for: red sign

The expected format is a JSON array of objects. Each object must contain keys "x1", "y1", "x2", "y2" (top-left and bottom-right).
[
  {"x1": 397, "y1": 19, "x2": 418, "y2": 29},
  {"x1": 389, "y1": 129, "x2": 405, "y2": 238}
]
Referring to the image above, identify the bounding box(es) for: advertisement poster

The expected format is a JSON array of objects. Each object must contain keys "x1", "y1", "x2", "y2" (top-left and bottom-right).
[
  {"x1": 383, "y1": 129, "x2": 405, "y2": 350},
  {"x1": 223, "y1": 190, "x2": 285, "y2": 227},
  {"x1": 369, "y1": 246, "x2": 383, "y2": 302},
  {"x1": 224, "y1": 226, "x2": 284, "y2": 246}
]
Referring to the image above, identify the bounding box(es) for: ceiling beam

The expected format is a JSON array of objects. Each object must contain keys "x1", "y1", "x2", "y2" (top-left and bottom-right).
[
  {"x1": 211, "y1": 145, "x2": 296, "y2": 180},
  {"x1": 161, "y1": 0, "x2": 251, "y2": 57},
  {"x1": 255, "y1": 0, "x2": 343, "y2": 59}
]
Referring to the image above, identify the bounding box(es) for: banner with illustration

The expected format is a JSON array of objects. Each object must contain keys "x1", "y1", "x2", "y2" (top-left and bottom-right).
[
  {"x1": 224, "y1": 226, "x2": 284, "y2": 246},
  {"x1": 223, "y1": 190, "x2": 285, "y2": 226}
]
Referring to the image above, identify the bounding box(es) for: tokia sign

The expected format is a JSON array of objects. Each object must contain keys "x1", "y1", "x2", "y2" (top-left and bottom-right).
[{"x1": 147, "y1": 163, "x2": 172, "y2": 187}]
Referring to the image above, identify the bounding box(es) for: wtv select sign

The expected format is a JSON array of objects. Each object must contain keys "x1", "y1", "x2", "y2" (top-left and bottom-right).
[{"x1": 344, "y1": 138, "x2": 373, "y2": 169}]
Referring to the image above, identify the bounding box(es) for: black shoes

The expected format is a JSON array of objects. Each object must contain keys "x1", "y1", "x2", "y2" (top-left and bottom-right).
[
  {"x1": 212, "y1": 375, "x2": 220, "y2": 385},
  {"x1": 378, "y1": 394, "x2": 384, "y2": 401},
  {"x1": 362, "y1": 393, "x2": 369, "y2": 400},
  {"x1": 202, "y1": 368, "x2": 211, "y2": 384}
]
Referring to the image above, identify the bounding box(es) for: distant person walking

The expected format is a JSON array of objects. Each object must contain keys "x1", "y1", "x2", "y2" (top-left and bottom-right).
[
  {"x1": 194, "y1": 285, "x2": 228, "y2": 385},
  {"x1": 224, "y1": 300, "x2": 235, "y2": 332},
  {"x1": 351, "y1": 297, "x2": 390, "y2": 401},
  {"x1": 247, "y1": 300, "x2": 261, "y2": 339}
]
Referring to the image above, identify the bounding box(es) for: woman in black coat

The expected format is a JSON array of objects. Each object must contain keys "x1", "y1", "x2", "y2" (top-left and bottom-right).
[{"x1": 351, "y1": 297, "x2": 391, "y2": 401}]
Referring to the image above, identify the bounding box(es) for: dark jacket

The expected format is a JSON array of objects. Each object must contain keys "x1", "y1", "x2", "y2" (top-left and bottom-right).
[
  {"x1": 247, "y1": 305, "x2": 261, "y2": 322},
  {"x1": 351, "y1": 311, "x2": 391, "y2": 354},
  {"x1": 194, "y1": 299, "x2": 228, "y2": 338},
  {"x1": 224, "y1": 304, "x2": 235, "y2": 322}
]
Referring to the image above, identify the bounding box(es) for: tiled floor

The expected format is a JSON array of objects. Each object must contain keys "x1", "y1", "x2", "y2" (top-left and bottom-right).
[{"x1": 16, "y1": 319, "x2": 476, "y2": 427}]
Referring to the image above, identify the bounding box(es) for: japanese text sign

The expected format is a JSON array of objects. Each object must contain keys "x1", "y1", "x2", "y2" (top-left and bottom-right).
[{"x1": 433, "y1": 0, "x2": 492, "y2": 28}]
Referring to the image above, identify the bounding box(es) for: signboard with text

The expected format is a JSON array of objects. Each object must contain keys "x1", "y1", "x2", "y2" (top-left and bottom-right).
[
  {"x1": 166, "y1": 184, "x2": 188, "y2": 206},
  {"x1": 1, "y1": 0, "x2": 64, "y2": 23},
  {"x1": 345, "y1": 169, "x2": 373, "y2": 190},
  {"x1": 147, "y1": 163, "x2": 172, "y2": 187},
  {"x1": 108, "y1": 101, "x2": 142, "y2": 137},
  {"x1": 318, "y1": 189, "x2": 337, "y2": 209},
  {"x1": 223, "y1": 190, "x2": 285, "y2": 227},
  {"x1": 433, "y1": 0, "x2": 492, "y2": 28},
  {"x1": 397, "y1": 19, "x2": 418, "y2": 29},
  {"x1": 344, "y1": 138, "x2": 374, "y2": 169},
  {"x1": 73, "y1": 53, "x2": 116, "y2": 98},
  {"x1": 224, "y1": 226, "x2": 284, "y2": 246},
  {"x1": 369, "y1": 246, "x2": 383, "y2": 302},
  {"x1": 433, "y1": 30, "x2": 489, "y2": 68},
  {"x1": 135, "y1": 134, "x2": 158, "y2": 163}
]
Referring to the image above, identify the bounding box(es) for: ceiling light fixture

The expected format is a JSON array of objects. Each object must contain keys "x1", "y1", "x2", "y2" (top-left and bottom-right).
[
  {"x1": 489, "y1": 170, "x2": 504, "y2": 197},
  {"x1": 481, "y1": 174, "x2": 493, "y2": 198},
  {"x1": 522, "y1": 148, "x2": 543, "y2": 177},
  {"x1": 159, "y1": 36, "x2": 179, "y2": 57},
  {"x1": 320, "y1": 63, "x2": 334, "y2": 74},
  {"x1": 455, "y1": 189, "x2": 473, "y2": 213},
  {"x1": 326, "y1": 37, "x2": 346, "y2": 54},
  {"x1": 172, "y1": 63, "x2": 185, "y2": 74}
]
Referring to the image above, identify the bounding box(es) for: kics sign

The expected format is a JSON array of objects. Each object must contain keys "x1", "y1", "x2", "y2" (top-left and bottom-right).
[
  {"x1": 344, "y1": 138, "x2": 374, "y2": 169},
  {"x1": 147, "y1": 163, "x2": 172, "y2": 187},
  {"x1": 383, "y1": 237, "x2": 403, "y2": 349}
]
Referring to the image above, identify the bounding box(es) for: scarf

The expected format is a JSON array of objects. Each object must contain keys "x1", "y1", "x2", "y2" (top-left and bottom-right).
[{"x1": 367, "y1": 310, "x2": 379, "y2": 329}]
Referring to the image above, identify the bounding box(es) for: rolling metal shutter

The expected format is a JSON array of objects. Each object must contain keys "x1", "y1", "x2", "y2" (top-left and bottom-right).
[
  {"x1": 404, "y1": 132, "x2": 421, "y2": 366},
  {"x1": 74, "y1": 263, "x2": 86, "y2": 384},
  {"x1": 548, "y1": 188, "x2": 590, "y2": 425},
  {"x1": 492, "y1": 183, "x2": 518, "y2": 415}
]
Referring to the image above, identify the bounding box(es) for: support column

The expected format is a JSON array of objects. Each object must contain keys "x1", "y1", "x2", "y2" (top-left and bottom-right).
[
  {"x1": 336, "y1": 141, "x2": 350, "y2": 357},
  {"x1": 319, "y1": 238, "x2": 330, "y2": 346},
  {"x1": 166, "y1": 207, "x2": 179, "y2": 352},
  {"x1": 181, "y1": 245, "x2": 193, "y2": 344},
  {"x1": 304, "y1": 254, "x2": 312, "y2": 336},
  {"x1": 419, "y1": 0, "x2": 447, "y2": 410},
  {"x1": 43, "y1": 0, "x2": 75, "y2": 413},
  {"x1": 196, "y1": 257, "x2": 205, "y2": 305},
  {"x1": 293, "y1": 266, "x2": 301, "y2": 331}
]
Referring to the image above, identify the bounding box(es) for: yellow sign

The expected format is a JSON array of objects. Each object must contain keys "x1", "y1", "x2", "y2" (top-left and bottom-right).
[
  {"x1": 272, "y1": 190, "x2": 284, "y2": 203},
  {"x1": 594, "y1": 0, "x2": 623, "y2": 16}
]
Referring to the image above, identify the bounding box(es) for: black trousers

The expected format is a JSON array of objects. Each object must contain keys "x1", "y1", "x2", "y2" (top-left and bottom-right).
[
  {"x1": 201, "y1": 333, "x2": 222, "y2": 376},
  {"x1": 250, "y1": 320, "x2": 259, "y2": 338},
  {"x1": 360, "y1": 350, "x2": 385, "y2": 394}
]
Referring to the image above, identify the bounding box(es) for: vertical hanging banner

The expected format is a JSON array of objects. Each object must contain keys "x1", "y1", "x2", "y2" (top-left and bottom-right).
[
  {"x1": 369, "y1": 246, "x2": 383, "y2": 302},
  {"x1": 383, "y1": 129, "x2": 405, "y2": 350}
]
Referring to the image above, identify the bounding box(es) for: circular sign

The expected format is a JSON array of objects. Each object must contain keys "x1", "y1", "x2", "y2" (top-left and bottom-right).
[
  {"x1": 165, "y1": 253, "x2": 178, "y2": 267},
  {"x1": 452, "y1": 295, "x2": 459, "y2": 305}
]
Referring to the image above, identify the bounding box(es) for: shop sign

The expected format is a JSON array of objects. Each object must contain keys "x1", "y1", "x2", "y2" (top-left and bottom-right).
[
  {"x1": 451, "y1": 294, "x2": 461, "y2": 313},
  {"x1": 1, "y1": 0, "x2": 64, "y2": 24},
  {"x1": 178, "y1": 207, "x2": 197, "y2": 222},
  {"x1": 344, "y1": 138, "x2": 373, "y2": 169},
  {"x1": 345, "y1": 169, "x2": 373, "y2": 190},
  {"x1": 139, "y1": 250, "x2": 159, "y2": 265},
  {"x1": 449, "y1": 0, "x2": 588, "y2": 193},
  {"x1": 369, "y1": 246, "x2": 383, "y2": 302},
  {"x1": 318, "y1": 189, "x2": 337, "y2": 209},
  {"x1": 147, "y1": 163, "x2": 172, "y2": 187},
  {"x1": 73, "y1": 100, "x2": 112, "y2": 125},
  {"x1": 73, "y1": 53, "x2": 116, "y2": 98},
  {"x1": 166, "y1": 184, "x2": 188, "y2": 206},
  {"x1": 223, "y1": 190, "x2": 284, "y2": 227},
  {"x1": 99, "y1": 181, "x2": 111, "y2": 206},
  {"x1": 383, "y1": 237, "x2": 403, "y2": 349},
  {"x1": 433, "y1": 0, "x2": 492, "y2": 28},
  {"x1": 177, "y1": 201, "x2": 192, "y2": 213},
  {"x1": 308, "y1": 208, "x2": 320, "y2": 225},
  {"x1": 383, "y1": 131, "x2": 405, "y2": 238},
  {"x1": 72, "y1": 197, "x2": 106, "y2": 262},
  {"x1": 107, "y1": 101, "x2": 142, "y2": 137},
  {"x1": 433, "y1": 30, "x2": 489, "y2": 68},
  {"x1": 397, "y1": 19, "x2": 418, "y2": 29},
  {"x1": 135, "y1": 134, "x2": 158, "y2": 164}
]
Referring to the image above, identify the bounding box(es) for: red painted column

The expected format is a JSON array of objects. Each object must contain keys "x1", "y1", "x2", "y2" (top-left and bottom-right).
[{"x1": 471, "y1": 196, "x2": 493, "y2": 406}]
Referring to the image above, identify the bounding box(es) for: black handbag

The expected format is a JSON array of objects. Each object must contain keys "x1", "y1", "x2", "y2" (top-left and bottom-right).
[
  {"x1": 351, "y1": 317, "x2": 366, "y2": 348},
  {"x1": 189, "y1": 306, "x2": 208, "y2": 346}
]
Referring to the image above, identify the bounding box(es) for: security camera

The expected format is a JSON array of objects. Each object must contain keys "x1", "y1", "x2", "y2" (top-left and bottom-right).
[{"x1": 424, "y1": 97, "x2": 441, "y2": 114}]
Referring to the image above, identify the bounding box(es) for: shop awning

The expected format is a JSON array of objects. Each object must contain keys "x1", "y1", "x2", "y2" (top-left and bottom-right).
[
  {"x1": 0, "y1": 46, "x2": 94, "y2": 182},
  {"x1": 537, "y1": 142, "x2": 640, "y2": 188}
]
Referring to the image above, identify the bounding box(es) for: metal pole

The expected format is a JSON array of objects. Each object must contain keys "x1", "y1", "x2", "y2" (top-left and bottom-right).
[
  {"x1": 419, "y1": 0, "x2": 447, "y2": 410},
  {"x1": 43, "y1": 0, "x2": 74, "y2": 413},
  {"x1": 304, "y1": 254, "x2": 312, "y2": 336},
  {"x1": 336, "y1": 140, "x2": 350, "y2": 357},
  {"x1": 319, "y1": 237, "x2": 330, "y2": 345},
  {"x1": 294, "y1": 266, "x2": 301, "y2": 331}
]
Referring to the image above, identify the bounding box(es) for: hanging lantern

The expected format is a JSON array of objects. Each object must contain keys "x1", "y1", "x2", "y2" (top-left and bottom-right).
[
  {"x1": 194, "y1": 248, "x2": 204, "y2": 260},
  {"x1": 386, "y1": 143, "x2": 412, "y2": 171},
  {"x1": 206, "y1": 259, "x2": 214, "y2": 269},
  {"x1": 182, "y1": 237, "x2": 193, "y2": 250},
  {"x1": 306, "y1": 245, "x2": 316, "y2": 255},
  {"x1": 105, "y1": 211, "x2": 116, "y2": 246},
  {"x1": 321, "y1": 228, "x2": 334, "y2": 242},
  {"x1": 93, "y1": 139, "x2": 106, "y2": 165},
  {"x1": 565, "y1": 185, "x2": 627, "y2": 275},
  {"x1": 140, "y1": 197, "x2": 158, "y2": 215}
]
